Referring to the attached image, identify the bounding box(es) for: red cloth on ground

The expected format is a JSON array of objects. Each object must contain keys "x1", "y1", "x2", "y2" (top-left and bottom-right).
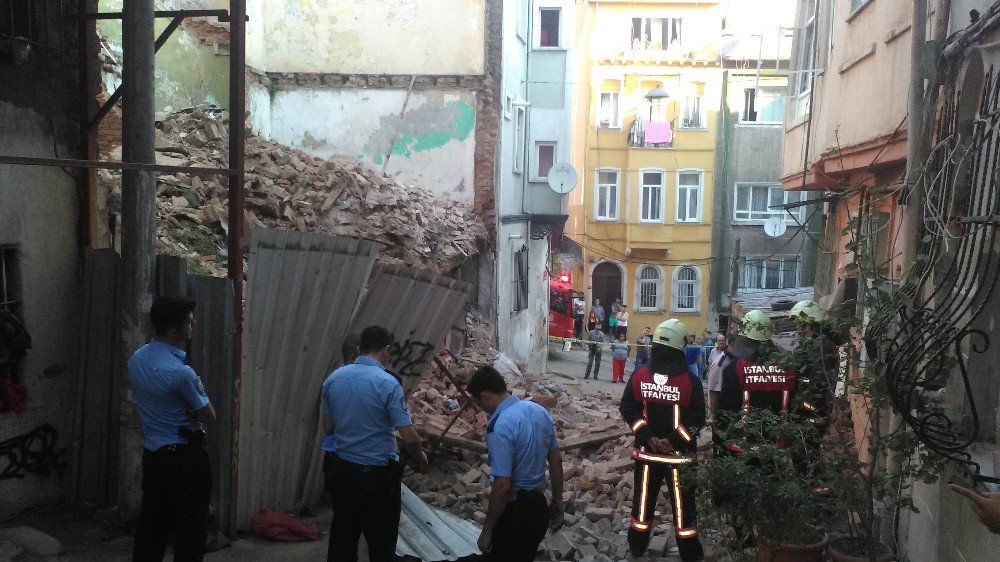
[{"x1": 250, "y1": 509, "x2": 320, "y2": 542}]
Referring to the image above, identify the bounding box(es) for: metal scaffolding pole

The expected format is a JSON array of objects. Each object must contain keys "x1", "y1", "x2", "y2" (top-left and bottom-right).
[
  {"x1": 118, "y1": 0, "x2": 157, "y2": 519},
  {"x1": 227, "y1": 0, "x2": 247, "y2": 536}
]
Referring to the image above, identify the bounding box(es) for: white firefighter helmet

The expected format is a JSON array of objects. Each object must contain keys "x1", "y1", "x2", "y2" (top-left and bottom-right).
[
  {"x1": 653, "y1": 319, "x2": 688, "y2": 351},
  {"x1": 740, "y1": 310, "x2": 772, "y2": 342},
  {"x1": 789, "y1": 300, "x2": 824, "y2": 324}
]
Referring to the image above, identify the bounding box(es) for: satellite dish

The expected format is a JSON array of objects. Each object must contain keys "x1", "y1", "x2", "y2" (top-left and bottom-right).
[
  {"x1": 763, "y1": 216, "x2": 787, "y2": 238},
  {"x1": 547, "y1": 163, "x2": 579, "y2": 194}
]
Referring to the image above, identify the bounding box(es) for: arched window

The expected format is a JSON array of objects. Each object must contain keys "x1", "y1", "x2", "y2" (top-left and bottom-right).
[
  {"x1": 672, "y1": 265, "x2": 700, "y2": 313},
  {"x1": 637, "y1": 265, "x2": 663, "y2": 311}
]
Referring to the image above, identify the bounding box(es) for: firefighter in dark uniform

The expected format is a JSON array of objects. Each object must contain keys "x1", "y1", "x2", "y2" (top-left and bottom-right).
[
  {"x1": 716, "y1": 310, "x2": 796, "y2": 453},
  {"x1": 620, "y1": 319, "x2": 705, "y2": 561},
  {"x1": 787, "y1": 301, "x2": 838, "y2": 430}
]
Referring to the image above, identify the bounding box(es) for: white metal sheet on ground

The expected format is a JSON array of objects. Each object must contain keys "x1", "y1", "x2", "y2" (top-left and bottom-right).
[{"x1": 397, "y1": 484, "x2": 482, "y2": 561}]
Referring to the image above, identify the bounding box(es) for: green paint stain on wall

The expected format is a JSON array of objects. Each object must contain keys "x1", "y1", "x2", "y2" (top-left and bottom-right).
[{"x1": 361, "y1": 99, "x2": 476, "y2": 163}]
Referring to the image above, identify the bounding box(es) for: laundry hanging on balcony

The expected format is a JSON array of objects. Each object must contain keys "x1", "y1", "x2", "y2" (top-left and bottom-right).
[{"x1": 645, "y1": 121, "x2": 673, "y2": 145}]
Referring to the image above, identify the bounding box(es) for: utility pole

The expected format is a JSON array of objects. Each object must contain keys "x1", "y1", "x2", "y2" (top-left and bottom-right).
[
  {"x1": 118, "y1": 0, "x2": 157, "y2": 519},
  {"x1": 901, "y1": 0, "x2": 928, "y2": 279}
]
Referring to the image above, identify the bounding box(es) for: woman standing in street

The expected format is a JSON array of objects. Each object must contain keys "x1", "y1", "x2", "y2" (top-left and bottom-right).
[{"x1": 610, "y1": 332, "x2": 631, "y2": 383}]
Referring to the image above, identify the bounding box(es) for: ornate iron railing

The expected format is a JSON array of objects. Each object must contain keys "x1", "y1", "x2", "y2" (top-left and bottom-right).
[{"x1": 871, "y1": 66, "x2": 1000, "y2": 483}]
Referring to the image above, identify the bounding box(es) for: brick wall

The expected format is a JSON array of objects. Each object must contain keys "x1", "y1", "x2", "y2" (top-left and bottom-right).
[{"x1": 94, "y1": 93, "x2": 123, "y2": 157}]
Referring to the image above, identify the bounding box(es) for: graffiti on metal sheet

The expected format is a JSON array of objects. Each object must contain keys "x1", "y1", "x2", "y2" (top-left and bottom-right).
[
  {"x1": 388, "y1": 334, "x2": 435, "y2": 379},
  {"x1": 0, "y1": 423, "x2": 67, "y2": 480}
]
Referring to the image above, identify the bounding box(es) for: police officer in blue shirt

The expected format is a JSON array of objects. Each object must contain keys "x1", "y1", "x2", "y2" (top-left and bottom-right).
[
  {"x1": 468, "y1": 366, "x2": 565, "y2": 561},
  {"x1": 321, "y1": 332, "x2": 360, "y2": 501},
  {"x1": 129, "y1": 296, "x2": 216, "y2": 562},
  {"x1": 321, "y1": 325, "x2": 428, "y2": 562}
]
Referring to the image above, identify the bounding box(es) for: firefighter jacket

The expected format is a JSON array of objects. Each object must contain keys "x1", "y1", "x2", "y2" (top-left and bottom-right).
[
  {"x1": 716, "y1": 357, "x2": 796, "y2": 451},
  {"x1": 620, "y1": 366, "x2": 705, "y2": 465},
  {"x1": 790, "y1": 335, "x2": 838, "y2": 423}
]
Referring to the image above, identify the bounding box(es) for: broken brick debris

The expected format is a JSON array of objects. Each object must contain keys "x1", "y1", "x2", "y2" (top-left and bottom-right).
[
  {"x1": 402, "y1": 360, "x2": 680, "y2": 561},
  {"x1": 101, "y1": 105, "x2": 489, "y2": 278}
]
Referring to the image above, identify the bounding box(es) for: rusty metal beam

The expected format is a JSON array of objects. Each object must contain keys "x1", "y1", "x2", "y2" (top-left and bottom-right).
[
  {"x1": 0, "y1": 155, "x2": 237, "y2": 176},
  {"x1": 87, "y1": 16, "x2": 184, "y2": 133},
  {"x1": 227, "y1": 0, "x2": 247, "y2": 537},
  {"x1": 86, "y1": 9, "x2": 233, "y2": 21}
]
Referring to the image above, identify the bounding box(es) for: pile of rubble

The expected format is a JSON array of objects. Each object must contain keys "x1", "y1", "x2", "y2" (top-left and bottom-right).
[
  {"x1": 102, "y1": 105, "x2": 488, "y2": 277},
  {"x1": 404, "y1": 362, "x2": 683, "y2": 561}
]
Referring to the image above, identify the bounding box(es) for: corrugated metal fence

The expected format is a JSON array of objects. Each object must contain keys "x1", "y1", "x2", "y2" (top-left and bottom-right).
[{"x1": 235, "y1": 230, "x2": 378, "y2": 529}]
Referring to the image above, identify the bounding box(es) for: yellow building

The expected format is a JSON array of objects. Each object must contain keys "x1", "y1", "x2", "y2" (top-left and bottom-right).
[{"x1": 567, "y1": 0, "x2": 722, "y2": 336}]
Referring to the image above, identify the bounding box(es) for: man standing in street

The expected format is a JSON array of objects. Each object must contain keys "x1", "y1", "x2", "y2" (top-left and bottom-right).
[
  {"x1": 129, "y1": 296, "x2": 215, "y2": 562},
  {"x1": 620, "y1": 319, "x2": 705, "y2": 561},
  {"x1": 573, "y1": 292, "x2": 586, "y2": 341},
  {"x1": 706, "y1": 332, "x2": 736, "y2": 425},
  {"x1": 592, "y1": 298, "x2": 606, "y2": 332},
  {"x1": 584, "y1": 323, "x2": 607, "y2": 380},
  {"x1": 321, "y1": 326, "x2": 429, "y2": 562},
  {"x1": 469, "y1": 366, "x2": 564, "y2": 561},
  {"x1": 633, "y1": 327, "x2": 652, "y2": 374}
]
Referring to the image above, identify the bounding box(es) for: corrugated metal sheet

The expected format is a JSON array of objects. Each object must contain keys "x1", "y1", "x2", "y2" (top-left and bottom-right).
[
  {"x1": 354, "y1": 264, "x2": 470, "y2": 396},
  {"x1": 397, "y1": 484, "x2": 482, "y2": 561},
  {"x1": 236, "y1": 229, "x2": 378, "y2": 530},
  {"x1": 298, "y1": 264, "x2": 471, "y2": 509}
]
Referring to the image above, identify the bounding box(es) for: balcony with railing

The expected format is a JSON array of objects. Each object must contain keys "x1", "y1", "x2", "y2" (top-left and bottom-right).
[{"x1": 628, "y1": 117, "x2": 674, "y2": 149}]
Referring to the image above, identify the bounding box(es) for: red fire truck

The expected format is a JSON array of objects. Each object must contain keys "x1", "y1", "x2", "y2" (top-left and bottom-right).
[{"x1": 548, "y1": 272, "x2": 576, "y2": 340}]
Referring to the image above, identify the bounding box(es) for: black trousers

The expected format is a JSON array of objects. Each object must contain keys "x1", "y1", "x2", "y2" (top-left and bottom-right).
[
  {"x1": 133, "y1": 445, "x2": 211, "y2": 562},
  {"x1": 486, "y1": 490, "x2": 549, "y2": 562},
  {"x1": 328, "y1": 456, "x2": 402, "y2": 562},
  {"x1": 585, "y1": 348, "x2": 602, "y2": 378},
  {"x1": 628, "y1": 461, "x2": 703, "y2": 562}
]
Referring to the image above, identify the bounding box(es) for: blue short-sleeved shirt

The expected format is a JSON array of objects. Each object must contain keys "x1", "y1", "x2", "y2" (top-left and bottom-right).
[
  {"x1": 486, "y1": 396, "x2": 558, "y2": 497},
  {"x1": 321, "y1": 356, "x2": 412, "y2": 466},
  {"x1": 128, "y1": 340, "x2": 211, "y2": 451},
  {"x1": 684, "y1": 345, "x2": 703, "y2": 366}
]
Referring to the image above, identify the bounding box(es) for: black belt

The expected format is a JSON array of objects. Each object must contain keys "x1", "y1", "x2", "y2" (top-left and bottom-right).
[
  {"x1": 145, "y1": 443, "x2": 201, "y2": 456},
  {"x1": 334, "y1": 456, "x2": 392, "y2": 474}
]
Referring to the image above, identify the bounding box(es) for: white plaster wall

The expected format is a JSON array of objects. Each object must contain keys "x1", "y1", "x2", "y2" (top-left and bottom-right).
[
  {"x1": 0, "y1": 103, "x2": 80, "y2": 518},
  {"x1": 253, "y1": 87, "x2": 477, "y2": 204},
  {"x1": 246, "y1": 0, "x2": 486, "y2": 75},
  {"x1": 496, "y1": 225, "x2": 549, "y2": 374}
]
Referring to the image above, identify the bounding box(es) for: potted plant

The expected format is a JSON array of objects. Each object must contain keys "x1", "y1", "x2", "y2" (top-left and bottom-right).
[{"x1": 698, "y1": 409, "x2": 832, "y2": 562}]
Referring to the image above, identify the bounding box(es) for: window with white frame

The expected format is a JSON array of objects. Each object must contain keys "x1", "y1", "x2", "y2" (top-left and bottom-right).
[
  {"x1": 504, "y1": 95, "x2": 513, "y2": 120},
  {"x1": 599, "y1": 91, "x2": 621, "y2": 128},
  {"x1": 595, "y1": 169, "x2": 619, "y2": 220},
  {"x1": 676, "y1": 170, "x2": 702, "y2": 223},
  {"x1": 742, "y1": 88, "x2": 786, "y2": 123},
  {"x1": 534, "y1": 142, "x2": 556, "y2": 180},
  {"x1": 796, "y1": 0, "x2": 817, "y2": 96},
  {"x1": 734, "y1": 184, "x2": 805, "y2": 222},
  {"x1": 513, "y1": 106, "x2": 526, "y2": 174},
  {"x1": 672, "y1": 265, "x2": 700, "y2": 312},
  {"x1": 738, "y1": 256, "x2": 801, "y2": 290},
  {"x1": 539, "y1": 8, "x2": 560, "y2": 47},
  {"x1": 637, "y1": 265, "x2": 663, "y2": 311},
  {"x1": 682, "y1": 84, "x2": 706, "y2": 128},
  {"x1": 638, "y1": 81, "x2": 669, "y2": 122},
  {"x1": 630, "y1": 17, "x2": 682, "y2": 51},
  {"x1": 640, "y1": 170, "x2": 664, "y2": 223}
]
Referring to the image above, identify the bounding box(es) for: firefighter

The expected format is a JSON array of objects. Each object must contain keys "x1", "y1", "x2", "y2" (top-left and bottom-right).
[
  {"x1": 716, "y1": 310, "x2": 796, "y2": 453},
  {"x1": 787, "y1": 300, "x2": 838, "y2": 430},
  {"x1": 620, "y1": 319, "x2": 705, "y2": 561}
]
